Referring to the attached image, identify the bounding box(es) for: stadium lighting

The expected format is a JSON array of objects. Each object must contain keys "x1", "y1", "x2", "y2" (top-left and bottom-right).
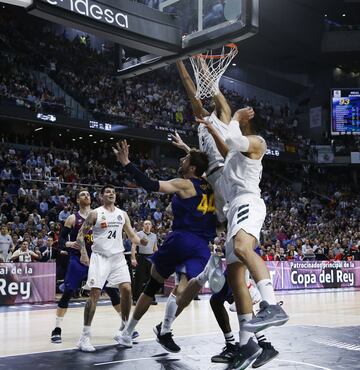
[
  {"x1": 342, "y1": 13, "x2": 346, "y2": 17},
  {"x1": 34, "y1": 127, "x2": 43, "y2": 131},
  {"x1": 89, "y1": 134, "x2": 93, "y2": 137}
]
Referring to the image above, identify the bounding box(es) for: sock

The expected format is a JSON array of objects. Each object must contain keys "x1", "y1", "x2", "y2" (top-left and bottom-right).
[
  {"x1": 161, "y1": 293, "x2": 178, "y2": 335},
  {"x1": 123, "y1": 317, "x2": 138, "y2": 336},
  {"x1": 255, "y1": 333, "x2": 267, "y2": 344},
  {"x1": 224, "y1": 332, "x2": 236, "y2": 345},
  {"x1": 238, "y1": 313, "x2": 254, "y2": 347},
  {"x1": 195, "y1": 267, "x2": 209, "y2": 287},
  {"x1": 256, "y1": 279, "x2": 277, "y2": 305},
  {"x1": 82, "y1": 325, "x2": 91, "y2": 336},
  {"x1": 55, "y1": 316, "x2": 63, "y2": 329}
]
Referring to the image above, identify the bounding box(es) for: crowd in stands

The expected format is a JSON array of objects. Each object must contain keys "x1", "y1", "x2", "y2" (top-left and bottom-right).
[
  {"x1": 0, "y1": 8, "x2": 315, "y2": 156},
  {"x1": 0, "y1": 138, "x2": 359, "y2": 281}
]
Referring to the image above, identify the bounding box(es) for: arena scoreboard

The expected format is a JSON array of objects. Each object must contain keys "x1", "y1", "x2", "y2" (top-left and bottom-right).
[{"x1": 331, "y1": 88, "x2": 360, "y2": 135}]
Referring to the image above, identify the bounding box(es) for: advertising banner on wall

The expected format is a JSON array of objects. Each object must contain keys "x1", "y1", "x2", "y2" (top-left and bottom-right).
[
  {"x1": 164, "y1": 261, "x2": 360, "y2": 295},
  {"x1": 267, "y1": 260, "x2": 359, "y2": 290},
  {"x1": 0, "y1": 263, "x2": 56, "y2": 305}
]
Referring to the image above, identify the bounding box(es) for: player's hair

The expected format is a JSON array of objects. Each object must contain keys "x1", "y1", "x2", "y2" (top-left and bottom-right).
[
  {"x1": 189, "y1": 149, "x2": 209, "y2": 177},
  {"x1": 76, "y1": 188, "x2": 89, "y2": 199},
  {"x1": 100, "y1": 184, "x2": 116, "y2": 194}
]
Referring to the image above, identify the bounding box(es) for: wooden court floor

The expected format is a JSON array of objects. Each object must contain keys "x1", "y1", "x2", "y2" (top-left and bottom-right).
[{"x1": 1, "y1": 289, "x2": 360, "y2": 369}]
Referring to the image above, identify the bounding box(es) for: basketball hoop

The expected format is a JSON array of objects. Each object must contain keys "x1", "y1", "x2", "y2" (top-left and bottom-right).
[{"x1": 189, "y1": 43, "x2": 238, "y2": 99}]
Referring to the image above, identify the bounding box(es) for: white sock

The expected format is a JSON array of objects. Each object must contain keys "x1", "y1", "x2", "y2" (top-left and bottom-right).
[
  {"x1": 123, "y1": 317, "x2": 138, "y2": 336},
  {"x1": 55, "y1": 316, "x2": 63, "y2": 329},
  {"x1": 238, "y1": 313, "x2": 254, "y2": 347},
  {"x1": 256, "y1": 279, "x2": 277, "y2": 305},
  {"x1": 82, "y1": 325, "x2": 91, "y2": 336},
  {"x1": 195, "y1": 268, "x2": 209, "y2": 287},
  {"x1": 224, "y1": 331, "x2": 235, "y2": 345},
  {"x1": 161, "y1": 293, "x2": 178, "y2": 335}
]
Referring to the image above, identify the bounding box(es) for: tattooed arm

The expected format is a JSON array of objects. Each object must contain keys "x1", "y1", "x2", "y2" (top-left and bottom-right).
[{"x1": 76, "y1": 210, "x2": 97, "y2": 266}]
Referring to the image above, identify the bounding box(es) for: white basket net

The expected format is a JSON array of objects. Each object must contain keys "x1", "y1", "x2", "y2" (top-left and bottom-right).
[{"x1": 189, "y1": 44, "x2": 238, "y2": 99}]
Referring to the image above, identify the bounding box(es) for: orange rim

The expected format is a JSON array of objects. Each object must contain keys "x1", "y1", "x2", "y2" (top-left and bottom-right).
[{"x1": 192, "y1": 43, "x2": 238, "y2": 60}]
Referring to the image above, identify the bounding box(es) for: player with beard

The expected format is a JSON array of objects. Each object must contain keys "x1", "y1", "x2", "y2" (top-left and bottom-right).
[{"x1": 112, "y1": 141, "x2": 216, "y2": 352}]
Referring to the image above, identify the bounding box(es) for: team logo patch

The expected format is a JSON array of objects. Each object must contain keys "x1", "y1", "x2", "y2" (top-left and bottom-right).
[
  {"x1": 117, "y1": 214, "x2": 122, "y2": 221},
  {"x1": 89, "y1": 278, "x2": 95, "y2": 286}
]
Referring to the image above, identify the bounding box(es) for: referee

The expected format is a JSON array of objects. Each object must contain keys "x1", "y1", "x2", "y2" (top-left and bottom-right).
[{"x1": 131, "y1": 220, "x2": 158, "y2": 304}]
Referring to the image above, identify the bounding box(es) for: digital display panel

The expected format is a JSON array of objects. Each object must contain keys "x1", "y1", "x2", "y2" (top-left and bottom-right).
[{"x1": 331, "y1": 89, "x2": 360, "y2": 135}]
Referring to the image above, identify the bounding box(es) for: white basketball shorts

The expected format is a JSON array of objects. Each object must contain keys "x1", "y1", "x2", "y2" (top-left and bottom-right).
[
  {"x1": 85, "y1": 252, "x2": 131, "y2": 290},
  {"x1": 225, "y1": 194, "x2": 266, "y2": 265}
]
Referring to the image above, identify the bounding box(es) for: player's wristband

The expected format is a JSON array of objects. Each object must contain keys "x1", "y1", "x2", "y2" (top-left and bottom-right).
[{"x1": 124, "y1": 162, "x2": 160, "y2": 192}]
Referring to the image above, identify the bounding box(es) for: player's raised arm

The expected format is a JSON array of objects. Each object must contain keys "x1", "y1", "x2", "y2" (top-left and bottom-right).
[
  {"x1": 113, "y1": 140, "x2": 195, "y2": 198},
  {"x1": 176, "y1": 60, "x2": 209, "y2": 118},
  {"x1": 195, "y1": 117, "x2": 229, "y2": 158},
  {"x1": 171, "y1": 130, "x2": 191, "y2": 154},
  {"x1": 228, "y1": 109, "x2": 266, "y2": 157},
  {"x1": 76, "y1": 210, "x2": 97, "y2": 266}
]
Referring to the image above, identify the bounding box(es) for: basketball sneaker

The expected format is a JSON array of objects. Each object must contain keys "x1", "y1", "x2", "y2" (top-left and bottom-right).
[
  {"x1": 243, "y1": 301, "x2": 289, "y2": 333},
  {"x1": 211, "y1": 342, "x2": 238, "y2": 363},
  {"x1": 153, "y1": 322, "x2": 180, "y2": 353},
  {"x1": 232, "y1": 338, "x2": 262, "y2": 370},
  {"x1": 113, "y1": 331, "x2": 133, "y2": 348},
  {"x1": 252, "y1": 341, "x2": 279, "y2": 368},
  {"x1": 51, "y1": 327, "x2": 62, "y2": 343},
  {"x1": 206, "y1": 254, "x2": 225, "y2": 293},
  {"x1": 77, "y1": 334, "x2": 96, "y2": 352}
]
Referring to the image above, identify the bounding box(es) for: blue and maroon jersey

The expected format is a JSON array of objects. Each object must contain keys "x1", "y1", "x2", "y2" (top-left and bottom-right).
[
  {"x1": 171, "y1": 178, "x2": 216, "y2": 242},
  {"x1": 69, "y1": 211, "x2": 93, "y2": 257}
]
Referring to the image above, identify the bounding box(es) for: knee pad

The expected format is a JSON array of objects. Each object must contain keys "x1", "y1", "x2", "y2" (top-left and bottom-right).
[
  {"x1": 58, "y1": 290, "x2": 73, "y2": 308},
  {"x1": 105, "y1": 287, "x2": 121, "y2": 306},
  {"x1": 143, "y1": 277, "x2": 163, "y2": 298}
]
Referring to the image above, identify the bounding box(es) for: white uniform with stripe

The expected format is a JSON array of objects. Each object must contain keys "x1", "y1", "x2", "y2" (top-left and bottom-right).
[
  {"x1": 198, "y1": 112, "x2": 239, "y2": 222},
  {"x1": 221, "y1": 135, "x2": 266, "y2": 265},
  {"x1": 86, "y1": 206, "x2": 131, "y2": 289}
]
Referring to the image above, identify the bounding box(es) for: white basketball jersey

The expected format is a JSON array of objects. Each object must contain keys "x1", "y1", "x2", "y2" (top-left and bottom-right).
[
  {"x1": 222, "y1": 147, "x2": 264, "y2": 202},
  {"x1": 198, "y1": 112, "x2": 236, "y2": 174},
  {"x1": 92, "y1": 206, "x2": 125, "y2": 257}
]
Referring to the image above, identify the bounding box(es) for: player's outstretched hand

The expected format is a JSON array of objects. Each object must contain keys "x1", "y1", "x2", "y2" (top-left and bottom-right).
[
  {"x1": 140, "y1": 237, "x2": 148, "y2": 246},
  {"x1": 233, "y1": 107, "x2": 255, "y2": 123},
  {"x1": 195, "y1": 117, "x2": 216, "y2": 134},
  {"x1": 171, "y1": 130, "x2": 191, "y2": 153},
  {"x1": 112, "y1": 140, "x2": 130, "y2": 166}
]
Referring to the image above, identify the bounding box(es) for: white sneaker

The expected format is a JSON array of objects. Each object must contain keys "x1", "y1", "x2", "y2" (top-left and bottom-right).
[
  {"x1": 77, "y1": 334, "x2": 96, "y2": 352},
  {"x1": 114, "y1": 330, "x2": 133, "y2": 348},
  {"x1": 207, "y1": 255, "x2": 225, "y2": 293}
]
